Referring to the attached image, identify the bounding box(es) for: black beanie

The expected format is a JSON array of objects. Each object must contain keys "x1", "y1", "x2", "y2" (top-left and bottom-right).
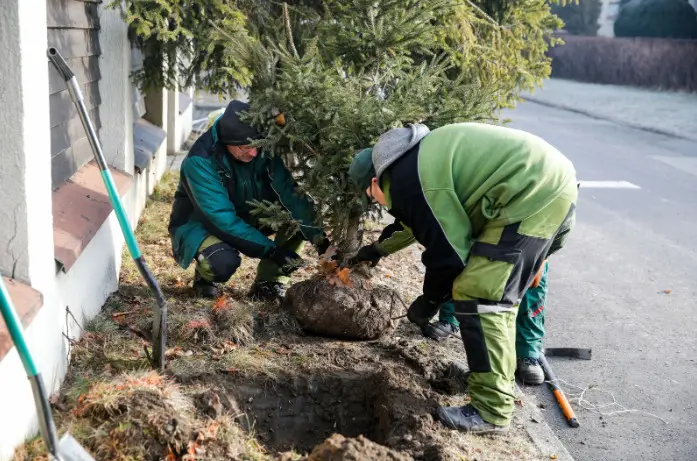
[{"x1": 217, "y1": 100, "x2": 262, "y2": 146}]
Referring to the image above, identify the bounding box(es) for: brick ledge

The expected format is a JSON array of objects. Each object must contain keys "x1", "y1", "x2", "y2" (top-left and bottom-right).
[
  {"x1": 0, "y1": 277, "x2": 43, "y2": 362},
  {"x1": 53, "y1": 160, "x2": 133, "y2": 272}
]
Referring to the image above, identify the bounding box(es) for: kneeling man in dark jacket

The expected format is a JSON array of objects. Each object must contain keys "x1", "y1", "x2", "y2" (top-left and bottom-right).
[{"x1": 168, "y1": 101, "x2": 330, "y2": 300}]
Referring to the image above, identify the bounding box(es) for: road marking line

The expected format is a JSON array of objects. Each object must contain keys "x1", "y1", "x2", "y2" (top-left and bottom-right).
[{"x1": 578, "y1": 180, "x2": 641, "y2": 189}]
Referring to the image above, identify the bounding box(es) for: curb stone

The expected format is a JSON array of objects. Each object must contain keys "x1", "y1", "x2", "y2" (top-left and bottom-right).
[{"x1": 516, "y1": 383, "x2": 575, "y2": 461}]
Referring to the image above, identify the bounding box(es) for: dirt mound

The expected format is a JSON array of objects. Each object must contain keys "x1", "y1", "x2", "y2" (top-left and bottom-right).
[
  {"x1": 283, "y1": 274, "x2": 403, "y2": 340},
  {"x1": 307, "y1": 434, "x2": 413, "y2": 461},
  {"x1": 70, "y1": 372, "x2": 194, "y2": 460}
]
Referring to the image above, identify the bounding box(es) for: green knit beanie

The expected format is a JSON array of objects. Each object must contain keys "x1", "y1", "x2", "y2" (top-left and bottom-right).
[{"x1": 348, "y1": 148, "x2": 375, "y2": 192}]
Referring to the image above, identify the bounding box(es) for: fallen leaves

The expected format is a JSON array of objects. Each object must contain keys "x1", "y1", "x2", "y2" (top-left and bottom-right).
[
  {"x1": 318, "y1": 258, "x2": 338, "y2": 276},
  {"x1": 111, "y1": 309, "x2": 140, "y2": 322},
  {"x1": 204, "y1": 420, "x2": 221, "y2": 439},
  {"x1": 212, "y1": 296, "x2": 230, "y2": 313},
  {"x1": 328, "y1": 267, "x2": 354, "y2": 288},
  {"x1": 210, "y1": 340, "x2": 238, "y2": 360},
  {"x1": 165, "y1": 346, "x2": 193, "y2": 358},
  {"x1": 316, "y1": 252, "x2": 354, "y2": 288},
  {"x1": 274, "y1": 344, "x2": 293, "y2": 355},
  {"x1": 184, "y1": 319, "x2": 212, "y2": 331}
]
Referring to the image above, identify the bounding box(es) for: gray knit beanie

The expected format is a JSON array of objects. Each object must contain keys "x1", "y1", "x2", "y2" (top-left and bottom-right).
[{"x1": 372, "y1": 123, "x2": 430, "y2": 179}]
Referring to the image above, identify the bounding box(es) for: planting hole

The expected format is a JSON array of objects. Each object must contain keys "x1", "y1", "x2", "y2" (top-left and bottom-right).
[{"x1": 224, "y1": 371, "x2": 380, "y2": 453}]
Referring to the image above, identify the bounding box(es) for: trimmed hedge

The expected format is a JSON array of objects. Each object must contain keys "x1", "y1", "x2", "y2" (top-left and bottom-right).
[
  {"x1": 614, "y1": 0, "x2": 697, "y2": 39},
  {"x1": 548, "y1": 34, "x2": 697, "y2": 91}
]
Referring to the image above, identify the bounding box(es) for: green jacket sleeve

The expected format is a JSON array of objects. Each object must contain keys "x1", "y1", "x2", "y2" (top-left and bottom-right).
[
  {"x1": 376, "y1": 221, "x2": 416, "y2": 255},
  {"x1": 268, "y1": 155, "x2": 324, "y2": 244},
  {"x1": 181, "y1": 156, "x2": 274, "y2": 258}
]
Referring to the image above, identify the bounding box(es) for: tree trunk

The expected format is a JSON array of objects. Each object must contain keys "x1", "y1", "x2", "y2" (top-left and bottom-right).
[{"x1": 344, "y1": 208, "x2": 363, "y2": 255}]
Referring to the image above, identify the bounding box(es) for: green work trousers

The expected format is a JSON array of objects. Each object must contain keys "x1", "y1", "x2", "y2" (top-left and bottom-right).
[
  {"x1": 439, "y1": 259, "x2": 548, "y2": 360},
  {"x1": 196, "y1": 226, "x2": 305, "y2": 285},
  {"x1": 516, "y1": 261, "x2": 548, "y2": 360},
  {"x1": 451, "y1": 183, "x2": 577, "y2": 427}
]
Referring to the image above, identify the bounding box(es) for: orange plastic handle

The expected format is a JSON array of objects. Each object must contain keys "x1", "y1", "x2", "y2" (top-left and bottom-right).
[
  {"x1": 553, "y1": 389, "x2": 580, "y2": 427},
  {"x1": 530, "y1": 260, "x2": 547, "y2": 288}
]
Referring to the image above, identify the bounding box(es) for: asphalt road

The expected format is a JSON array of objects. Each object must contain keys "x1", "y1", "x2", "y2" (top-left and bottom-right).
[{"x1": 505, "y1": 101, "x2": 697, "y2": 461}]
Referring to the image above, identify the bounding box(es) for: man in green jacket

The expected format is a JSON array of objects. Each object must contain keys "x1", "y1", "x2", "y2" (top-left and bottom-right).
[
  {"x1": 168, "y1": 101, "x2": 331, "y2": 300},
  {"x1": 348, "y1": 122, "x2": 577, "y2": 433}
]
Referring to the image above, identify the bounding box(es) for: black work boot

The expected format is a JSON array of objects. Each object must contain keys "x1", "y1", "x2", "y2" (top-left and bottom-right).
[
  {"x1": 248, "y1": 281, "x2": 287, "y2": 302},
  {"x1": 423, "y1": 320, "x2": 459, "y2": 341},
  {"x1": 516, "y1": 357, "x2": 545, "y2": 385},
  {"x1": 193, "y1": 273, "x2": 219, "y2": 299},
  {"x1": 406, "y1": 296, "x2": 441, "y2": 328},
  {"x1": 437, "y1": 404, "x2": 509, "y2": 435}
]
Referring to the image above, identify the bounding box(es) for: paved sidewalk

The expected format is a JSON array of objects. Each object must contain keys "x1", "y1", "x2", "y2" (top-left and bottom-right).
[{"x1": 523, "y1": 79, "x2": 697, "y2": 141}]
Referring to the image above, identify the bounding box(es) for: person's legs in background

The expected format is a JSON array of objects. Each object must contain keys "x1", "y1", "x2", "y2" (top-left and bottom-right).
[
  {"x1": 423, "y1": 301, "x2": 460, "y2": 340},
  {"x1": 249, "y1": 226, "x2": 305, "y2": 301},
  {"x1": 516, "y1": 260, "x2": 549, "y2": 385}
]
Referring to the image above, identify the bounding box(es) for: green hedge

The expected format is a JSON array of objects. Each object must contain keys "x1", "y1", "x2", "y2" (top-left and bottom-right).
[
  {"x1": 548, "y1": 34, "x2": 697, "y2": 91},
  {"x1": 614, "y1": 0, "x2": 697, "y2": 39}
]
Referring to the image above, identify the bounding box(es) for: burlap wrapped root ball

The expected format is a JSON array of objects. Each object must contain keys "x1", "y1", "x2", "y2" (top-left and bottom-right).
[{"x1": 283, "y1": 273, "x2": 403, "y2": 340}]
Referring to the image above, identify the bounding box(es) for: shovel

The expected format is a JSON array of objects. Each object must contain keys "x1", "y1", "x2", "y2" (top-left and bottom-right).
[
  {"x1": 47, "y1": 47, "x2": 167, "y2": 370},
  {"x1": 0, "y1": 277, "x2": 94, "y2": 460}
]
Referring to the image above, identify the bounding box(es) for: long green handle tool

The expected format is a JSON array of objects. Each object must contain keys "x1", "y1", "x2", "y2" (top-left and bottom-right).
[
  {"x1": 0, "y1": 277, "x2": 94, "y2": 460},
  {"x1": 47, "y1": 47, "x2": 167, "y2": 370}
]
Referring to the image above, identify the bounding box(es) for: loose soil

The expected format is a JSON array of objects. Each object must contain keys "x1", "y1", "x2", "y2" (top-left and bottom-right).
[{"x1": 13, "y1": 170, "x2": 544, "y2": 461}]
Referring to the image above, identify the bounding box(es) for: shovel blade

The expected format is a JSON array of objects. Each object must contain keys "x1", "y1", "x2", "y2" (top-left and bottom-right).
[
  {"x1": 57, "y1": 433, "x2": 95, "y2": 461},
  {"x1": 544, "y1": 347, "x2": 592, "y2": 360}
]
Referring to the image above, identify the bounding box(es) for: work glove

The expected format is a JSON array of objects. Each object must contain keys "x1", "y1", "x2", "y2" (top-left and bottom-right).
[
  {"x1": 316, "y1": 236, "x2": 343, "y2": 262},
  {"x1": 268, "y1": 247, "x2": 303, "y2": 275},
  {"x1": 316, "y1": 237, "x2": 332, "y2": 257},
  {"x1": 406, "y1": 294, "x2": 445, "y2": 328},
  {"x1": 348, "y1": 243, "x2": 386, "y2": 267}
]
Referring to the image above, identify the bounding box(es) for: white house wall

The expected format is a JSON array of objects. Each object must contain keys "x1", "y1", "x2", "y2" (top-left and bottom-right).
[{"x1": 0, "y1": 292, "x2": 68, "y2": 461}]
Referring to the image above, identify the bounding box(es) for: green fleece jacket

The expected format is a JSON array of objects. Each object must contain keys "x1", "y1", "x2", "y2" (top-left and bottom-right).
[{"x1": 377, "y1": 122, "x2": 576, "y2": 300}]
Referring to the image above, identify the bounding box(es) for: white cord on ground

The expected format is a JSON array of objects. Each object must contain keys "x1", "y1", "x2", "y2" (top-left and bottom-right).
[{"x1": 550, "y1": 378, "x2": 669, "y2": 424}]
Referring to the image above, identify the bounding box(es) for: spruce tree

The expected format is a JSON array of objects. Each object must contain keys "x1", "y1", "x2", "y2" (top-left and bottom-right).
[{"x1": 117, "y1": 0, "x2": 566, "y2": 252}]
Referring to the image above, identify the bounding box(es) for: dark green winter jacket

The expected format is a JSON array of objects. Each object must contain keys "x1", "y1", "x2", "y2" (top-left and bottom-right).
[{"x1": 168, "y1": 123, "x2": 323, "y2": 269}]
